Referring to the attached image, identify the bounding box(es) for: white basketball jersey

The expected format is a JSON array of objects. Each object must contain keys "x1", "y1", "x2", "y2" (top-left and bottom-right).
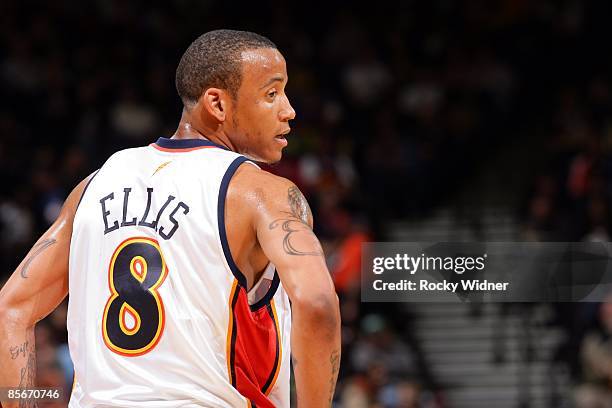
[{"x1": 67, "y1": 137, "x2": 291, "y2": 408}]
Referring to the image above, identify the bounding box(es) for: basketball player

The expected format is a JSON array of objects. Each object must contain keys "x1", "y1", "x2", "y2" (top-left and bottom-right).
[{"x1": 0, "y1": 30, "x2": 341, "y2": 407}]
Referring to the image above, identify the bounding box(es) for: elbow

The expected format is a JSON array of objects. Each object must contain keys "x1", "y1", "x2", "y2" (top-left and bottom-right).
[
  {"x1": 0, "y1": 301, "x2": 15, "y2": 328},
  {"x1": 0, "y1": 294, "x2": 9, "y2": 321},
  {"x1": 292, "y1": 289, "x2": 340, "y2": 333},
  {"x1": 0, "y1": 297, "x2": 27, "y2": 329}
]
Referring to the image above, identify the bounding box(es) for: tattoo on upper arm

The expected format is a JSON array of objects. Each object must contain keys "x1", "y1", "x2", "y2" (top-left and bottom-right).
[
  {"x1": 287, "y1": 186, "x2": 310, "y2": 225},
  {"x1": 329, "y1": 350, "x2": 340, "y2": 404},
  {"x1": 20, "y1": 238, "x2": 57, "y2": 278},
  {"x1": 269, "y1": 186, "x2": 323, "y2": 257}
]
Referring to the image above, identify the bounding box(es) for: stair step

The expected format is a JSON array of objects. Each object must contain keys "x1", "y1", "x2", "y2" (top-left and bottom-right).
[
  {"x1": 414, "y1": 315, "x2": 521, "y2": 328},
  {"x1": 425, "y1": 349, "x2": 548, "y2": 365},
  {"x1": 428, "y1": 361, "x2": 549, "y2": 376},
  {"x1": 384, "y1": 208, "x2": 571, "y2": 407},
  {"x1": 419, "y1": 336, "x2": 563, "y2": 356},
  {"x1": 409, "y1": 303, "x2": 499, "y2": 316},
  {"x1": 446, "y1": 385, "x2": 551, "y2": 399}
]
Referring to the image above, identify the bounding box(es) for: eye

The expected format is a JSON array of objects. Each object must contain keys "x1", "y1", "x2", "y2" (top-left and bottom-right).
[{"x1": 267, "y1": 90, "x2": 278, "y2": 99}]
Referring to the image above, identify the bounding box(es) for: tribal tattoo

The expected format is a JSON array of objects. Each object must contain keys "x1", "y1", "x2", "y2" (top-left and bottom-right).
[
  {"x1": 20, "y1": 238, "x2": 56, "y2": 278},
  {"x1": 287, "y1": 186, "x2": 310, "y2": 224},
  {"x1": 268, "y1": 186, "x2": 323, "y2": 256}
]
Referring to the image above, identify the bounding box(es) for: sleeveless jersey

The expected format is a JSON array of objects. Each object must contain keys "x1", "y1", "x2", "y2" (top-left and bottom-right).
[{"x1": 67, "y1": 137, "x2": 291, "y2": 408}]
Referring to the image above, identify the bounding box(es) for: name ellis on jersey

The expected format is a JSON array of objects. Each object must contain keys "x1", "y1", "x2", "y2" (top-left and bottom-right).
[{"x1": 99, "y1": 187, "x2": 190, "y2": 240}]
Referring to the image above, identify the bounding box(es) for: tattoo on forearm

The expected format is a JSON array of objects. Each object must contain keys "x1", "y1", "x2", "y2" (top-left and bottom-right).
[
  {"x1": 9, "y1": 341, "x2": 29, "y2": 360},
  {"x1": 269, "y1": 187, "x2": 323, "y2": 257},
  {"x1": 18, "y1": 345, "x2": 37, "y2": 407},
  {"x1": 20, "y1": 238, "x2": 57, "y2": 278},
  {"x1": 329, "y1": 350, "x2": 340, "y2": 404}
]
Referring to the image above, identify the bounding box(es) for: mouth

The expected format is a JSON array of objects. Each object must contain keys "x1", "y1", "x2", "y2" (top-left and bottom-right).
[{"x1": 275, "y1": 129, "x2": 290, "y2": 146}]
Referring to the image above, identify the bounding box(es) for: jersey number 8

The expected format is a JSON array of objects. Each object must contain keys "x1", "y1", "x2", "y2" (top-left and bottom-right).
[{"x1": 102, "y1": 237, "x2": 168, "y2": 356}]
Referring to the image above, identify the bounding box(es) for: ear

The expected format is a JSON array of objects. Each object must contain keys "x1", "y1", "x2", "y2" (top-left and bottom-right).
[{"x1": 200, "y1": 88, "x2": 230, "y2": 122}]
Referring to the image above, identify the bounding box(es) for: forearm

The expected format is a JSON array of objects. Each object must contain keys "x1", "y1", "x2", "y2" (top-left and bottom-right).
[
  {"x1": 291, "y1": 297, "x2": 341, "y2": 408},
  {"x1": 0, "y1": 310, "x2": 37, "y2": 408},
  {"x1": 252, "y1": 177, "x2": 342, "y2": 404}
]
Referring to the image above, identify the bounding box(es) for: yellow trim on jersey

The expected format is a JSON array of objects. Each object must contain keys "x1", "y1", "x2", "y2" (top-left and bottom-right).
[
  {"x1": 129, "y1": 255, "x2": 147, "y2": 283},
  {"x1": 264, "y1": 298, "x2": 282, "y2": 396},
  {"x1": 119, "y1": 302, "x2": 142, "y2": 335},
  {"x1": 226, "y1": 279, "x2": 239, "y2": 382}
]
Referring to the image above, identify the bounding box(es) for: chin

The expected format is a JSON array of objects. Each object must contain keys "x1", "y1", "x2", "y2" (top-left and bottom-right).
[
  {"x1": 243, "y1": 150, "x2": 282, "y2": 165},
  {"x1": 261, "y1": 148, "x2": 284, "y2": 164},
  {"x1": 263, "y1": 155, "x2": 282, "y2": 165},
  {"x1": 267, "y1": 158, "x2": 282, "y2": 165}
]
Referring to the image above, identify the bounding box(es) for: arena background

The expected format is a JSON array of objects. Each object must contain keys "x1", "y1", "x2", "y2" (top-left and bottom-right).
[{"x1": 1, "y1": 1, "x2": 612, "y2": 407}]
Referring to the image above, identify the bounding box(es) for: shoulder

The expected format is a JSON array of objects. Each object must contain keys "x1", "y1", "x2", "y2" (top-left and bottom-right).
[
  {"x1": 48, "y1": 171, "x2": 99, "y2": 231},
  {"x1": 232, "y1": 163, "x2": 295, "y2": 196},
  {"x1": 228, "y1": 163, "x2": 313, "y2": 227},
  {"x1": 95, "y1": 146, "x2": 150, "y2": 171}
]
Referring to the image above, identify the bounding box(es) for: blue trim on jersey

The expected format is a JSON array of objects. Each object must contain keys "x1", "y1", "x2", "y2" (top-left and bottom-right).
[
  {"x1": 218, "y1": 156, "x2": 249, "y2": 288},
  {"x1": 218, "y1": 157, "x2": 282, "y2": 307},
  {"x1": 76, "y1": 169, "x2": 100, "y2": 210},
  {"x1": 249, "y1": 271, "x2": 281, "y2": 312},
  {"x1": 155, "y1": 137, "x2": 229, "y2": 150}
]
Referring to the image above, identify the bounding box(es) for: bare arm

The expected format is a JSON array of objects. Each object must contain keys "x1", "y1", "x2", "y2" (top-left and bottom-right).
[
  {"x1": 237, "y1": 168, "x2": 341, "y2": 407},
  {"x1": 0, "y1": 175, "x2": 92, "y2": 407}
]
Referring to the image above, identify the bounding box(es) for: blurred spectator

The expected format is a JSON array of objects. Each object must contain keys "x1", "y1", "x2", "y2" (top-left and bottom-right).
[
  {"x1": 574, "y1": 294, "x2": 612, "y2": 408},
  {"x1": 351, "y1": 314, "x2": 420, "y2": 379}
]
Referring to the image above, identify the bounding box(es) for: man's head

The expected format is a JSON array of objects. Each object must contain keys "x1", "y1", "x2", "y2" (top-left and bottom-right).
[{"x1": 176, "y1": 29, "x2": 296, "y2": 163}]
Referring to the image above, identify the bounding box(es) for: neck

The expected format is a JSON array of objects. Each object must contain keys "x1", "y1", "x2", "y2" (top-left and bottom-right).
[{"x1": 172, "y1": 109, "x2": 237, "y2": 152}]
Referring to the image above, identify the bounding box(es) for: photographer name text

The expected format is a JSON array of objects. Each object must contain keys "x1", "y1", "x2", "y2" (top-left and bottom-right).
[{"x1": 372, "y1": 279, "x2": 509, "y2": 292}]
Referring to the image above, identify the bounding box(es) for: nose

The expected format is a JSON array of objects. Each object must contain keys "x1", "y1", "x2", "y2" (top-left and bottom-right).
[{"x1": 279, "y1": 95, "x2": 296, "y2": 121}]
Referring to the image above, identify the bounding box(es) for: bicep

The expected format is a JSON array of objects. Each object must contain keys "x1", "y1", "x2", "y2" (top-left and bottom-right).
[
  {"x1": 255, "y1": 183, "x2": 334, "y2": 301},
  {"x1": 1, "y1": 228, "x2": 70, "y2": 324},
  {"x1": 0, "y1": 174, "x2": 92, "y2": 325}
]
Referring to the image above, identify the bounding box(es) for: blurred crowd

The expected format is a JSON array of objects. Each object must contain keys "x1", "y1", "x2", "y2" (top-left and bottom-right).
[
  {"x1": 512, "y1": 2, "x2": 612, "y2": 405},
  {"x1": 2, "y1": 0, "x2": 612, "y2": 406},
  {"x1": 519, "y1": 76, "x2": 612, "y2": 407}
]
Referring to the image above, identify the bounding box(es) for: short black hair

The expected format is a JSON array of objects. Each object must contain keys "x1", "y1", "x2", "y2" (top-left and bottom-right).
[{"x1": 175, "y1": 29, "x2": 277, "y2": 107}]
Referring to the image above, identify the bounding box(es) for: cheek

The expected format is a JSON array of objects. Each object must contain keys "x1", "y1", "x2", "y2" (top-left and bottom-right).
[
  {"x1": 236, "y1": 101, "x2": 277, "y2": 145},
  {"x1": 238, "y1": 106, "x2": 261, "y2": 131},
  {"x1": 249, "y1": 112, "x2": 275, "y2": 137}
]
